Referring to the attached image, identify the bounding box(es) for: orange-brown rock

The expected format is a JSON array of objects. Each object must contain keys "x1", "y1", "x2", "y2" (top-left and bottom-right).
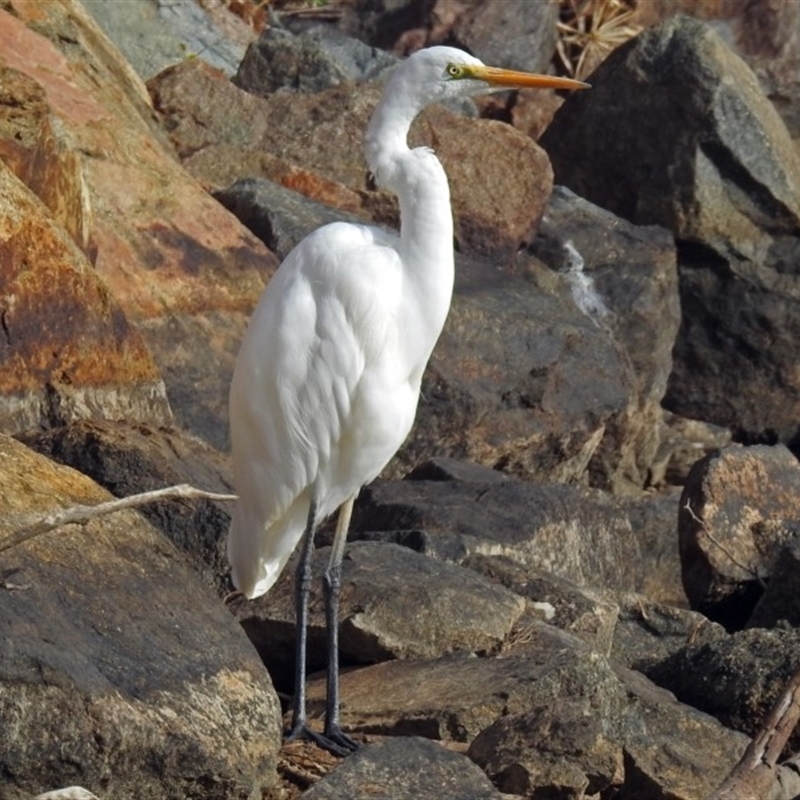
[
  {"x1": 0, "y1": 1, "x2": 277, "y2": 445},
  {"x1": 0, "y1": 160, "x2": 170, "y2": 433}
]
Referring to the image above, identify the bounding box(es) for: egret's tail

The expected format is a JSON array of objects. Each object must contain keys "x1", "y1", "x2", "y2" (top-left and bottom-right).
[{"x1": 227, "y1": 495, "x2": 310, "y2": 599}]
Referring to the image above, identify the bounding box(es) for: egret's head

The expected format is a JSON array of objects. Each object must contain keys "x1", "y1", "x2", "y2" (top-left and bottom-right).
[{"x1": 392, "y1": 46, "x2": 589, "y2": 109}]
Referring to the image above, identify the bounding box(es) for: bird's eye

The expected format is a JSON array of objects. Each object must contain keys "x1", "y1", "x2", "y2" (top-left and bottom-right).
[{"x1": 446, "y1": 63, "x2": 465, "y2": 79}]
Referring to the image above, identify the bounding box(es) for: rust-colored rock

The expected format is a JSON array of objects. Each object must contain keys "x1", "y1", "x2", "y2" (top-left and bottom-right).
[
  {"x1": 0, "y1": 161, "x2": 170, "y2": 433},
  {"x1": 0, "y1": 1, "x2": 276, "y2": 445}
]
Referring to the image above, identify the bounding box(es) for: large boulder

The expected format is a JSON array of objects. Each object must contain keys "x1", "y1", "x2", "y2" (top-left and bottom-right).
[
  {"x1": 632, "y1": 0, "x2": 800, "y2": 139},
  {"x1": 0, "y1": 158, "x2": 170, "y2": 435},
  {"x1": 21, "y1": 419, "x2": 235, "y2": 593},
  {"x1": 678, "y1": 443, "x2": 800, "y2": 627},
  {"x1": 0, "y1": 434, "x2": 281, "y2": 799},
  {"x1": 542, "y1": 15, "x2": 800, "y2": 446},
  {"x1": 0, "y1": 1, "x2": 276, "y2": 449}
]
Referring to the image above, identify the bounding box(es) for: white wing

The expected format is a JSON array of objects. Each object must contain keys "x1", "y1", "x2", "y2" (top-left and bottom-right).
[{"x1": 228, "y1": 221, "x2": 416, "y2": 598}]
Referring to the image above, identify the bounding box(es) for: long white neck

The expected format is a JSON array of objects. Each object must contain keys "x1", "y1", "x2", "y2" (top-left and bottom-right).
[{"x1": 364, "y1": 88, "x2": 455, "y2": 346}]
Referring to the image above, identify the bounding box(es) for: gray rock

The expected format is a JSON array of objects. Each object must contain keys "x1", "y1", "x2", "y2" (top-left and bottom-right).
[
  {"x1": 34, "y1": 790, "x2": 98, "y2": 800},
  {"x1": 20, "y1": 419, "x2": 234, "y2": 594},
  {"x1": 678, "y1": 443, "x2": 800, "y2": 626},
  {"x1": 406, "y1": 456, "x2": 512, "y2": 484},
  {"x1": 305, "y1": 624, "x2": 613, "y2": 741},
  {"x1": 338, "y1": 0, "x2": 433, "y2": 51},
  {"x1": 234, "y1": 25, "x2": 396, "y2": 96},
  {"x1": 303, "y1": 736, "x2": 507, "y2": 800},
  {"x1": 541, "y1": 15, "x2": 800, "y2": 445},
  {"x1": 615, "y1": 665, "x2": 749, "y2": 799},
  {"x1": 232, "y1": 541, "x2": 525, "y2": 691},
  {"x1": 747, "y1": 533, "x2": 800, "y2": 628},
  {"x1": 462, "y1": 553, "x2": 620, "y2": 656},
  {"x1": 468, "y1": 703, "x2": 623, "y2": 798},
  {"x1": 619, "y1": 487, "x2": 685, "y2": 607},
  {"x1": 529, "y1": 186, "x2": 680, "y2": 492},
  {"x1": 647, "y1": 411, "x2": 733, "y2": 488},
  {"x1": 610, "y1": 592, "x2": 727, "y2": 672},
  {"x1": 82, "y1": 0, "x2": 250, "y2": 80},
  {"x1": 351, "y1": 477, "x2": 644, "y2": 593},
  {"x1": 646, "y1": 627, "x2": 800, "y2": 751},
  {"x1": 0, "y1": 435, "x2": 281, "y2": 799},
  {"x1": 632, "y1": 1, "x2": 800, "y2": 140},
  {"x1": 305, "y1": 624, "x2": 747, "y2": 798},
  {"x1": 451, "y1": 0, "x2": 559, "y2": 75},
  {"x1": 213, "y1": 177, "x2": 365, "y2": 261}
]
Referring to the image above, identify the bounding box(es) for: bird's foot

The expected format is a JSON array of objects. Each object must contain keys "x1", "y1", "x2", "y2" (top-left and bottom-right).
[
  {"x1": 322, "y1": 723, "x2": 359, "y2": 754},
  {"x1": 285, "y1": 722, "x2": 358, "y2": 757}
]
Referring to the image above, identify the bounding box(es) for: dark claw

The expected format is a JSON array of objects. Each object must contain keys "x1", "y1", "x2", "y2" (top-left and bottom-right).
[
  {"x1": 323, "y1": 723, "x2": 359, "y2": 754},
  {"x1": 285, "y1": 722, "x2": 358, "y2": 757}
]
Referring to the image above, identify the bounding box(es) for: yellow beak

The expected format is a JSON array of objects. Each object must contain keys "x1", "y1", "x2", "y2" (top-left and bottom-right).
[{"x1": 468, "y1": 65, "x2": 590, "y2": 92}]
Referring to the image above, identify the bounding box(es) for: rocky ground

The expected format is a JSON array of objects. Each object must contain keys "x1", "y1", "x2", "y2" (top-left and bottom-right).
[{"x1": 3, "y1": 0, "x2": 800, "y2": 798}]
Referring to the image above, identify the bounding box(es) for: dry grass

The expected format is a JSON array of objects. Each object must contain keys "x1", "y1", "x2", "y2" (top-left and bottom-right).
[{"x1": 557, "y1": 0, "x2": 642, "y2": 80}]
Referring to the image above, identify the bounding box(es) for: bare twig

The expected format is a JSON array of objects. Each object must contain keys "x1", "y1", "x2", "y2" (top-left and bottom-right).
[
  {"x1": 0, "y1": 484, "x2": 237, "y2": 554},
  {"x1": 708, "y1": 666, "x2": 800, "y2": 800},
  {"x1": 683, "y1": 498, "x2": 765, "y2": 585}
]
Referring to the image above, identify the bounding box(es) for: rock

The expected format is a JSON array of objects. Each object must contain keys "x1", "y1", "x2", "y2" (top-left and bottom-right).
[
  {"x1": 0, "y1": 160, "x2": 171, "y2": 435},
  {"x1": 615, "y1": 666, "x2": 748, "y2": 800},
  {"x1": 0, "y1": 434, "x2": 280, "y2": 799},
  {"x1": 148, "y1": 56, "x2": 553, "y2": 260},
  {"x1": 34, "y1": 790, "x2": 98, "y2": 800},
  {"x1": 19, "y1": 419, "x2": 234, "y2": 593},
  {"x1": 468, "y1": 703, "x2": 624, "y2": 799},
  {"x1": 647, "y1": 411, "x2": 733, "y2": 488},
  {"x1": 406, "y1": 456, "x2": 512, "y2": 484},
  {"x1": 678, "y1": 444, "x2": 800, "y2": 627},
  {"x1": 338, "y1": 0, "x2": 432, "y2": 51},
  {"x1": 542, "y1": 15, "x2": 800, "y2": 445},
  {"x1": 234, "y1": 25, "x2": 397, "y2": 96},
  {"x1": 303, "y1": 736, "x2": 507, "y2": 800},
  {"x1": 619, "y1": 487, "x2": 685, "y2": 606},
  {"x1": 0, "y1": 3, "x2": 276, "y2": 449},
  {"x1": 610, "y1": 593, "x2": 727, "y2": 672},
  {"x1": 351, "y1": 476, "x2": 644, "y2": 593},
  {"x1": 646, "y1": 627, "x2": 800, "y2": 752},
  {"x1": 232, "y1": 541, "x2": 525, "y2": 693},
  {"x1": 461, "y1": 553, "x2": 620, "y2": 656},
  {"x1": 83, "y1": 0, "x2": 254, "y2": 80},
  {"x1": 450, "y1": 0, "x2": 558, "y2": 75},
  {"x1": 543, "y1": 14, "x2": 800, "y2": 251},
  {"x1": 213, "y1": 177, "x2": 366, "y2": 261},
  {"x1": 402, "y1": 249, "x2": 633, "y2": 486},
  {"x1": 632, "y1": 0, "x2": 800, "y2": 140},
  {"x1": 304, "y1": 624, "x2": 747, "y2": 798},
  {"x1": 305, "y1": 624, "x2": 615, "y2": 741},
  {"x1": 529, "y1": 186, "x2": 680, "y2": 492},
  {"x1": 746, "y1": 534, "x2": 800, "y2": 629}
]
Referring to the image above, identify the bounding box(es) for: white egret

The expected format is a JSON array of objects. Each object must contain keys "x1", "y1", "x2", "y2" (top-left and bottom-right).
[{"x1": 228, "y1": 45, "x2": 588, "y2": 754}]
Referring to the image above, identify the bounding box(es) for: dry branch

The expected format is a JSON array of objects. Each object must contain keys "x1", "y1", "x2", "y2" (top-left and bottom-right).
[
  {"x1": 708, "y1": 666, "x2": 800, "y2": 799},
  {"x1": 0, "y1": 484, "x2": 237, "y2": 554}
]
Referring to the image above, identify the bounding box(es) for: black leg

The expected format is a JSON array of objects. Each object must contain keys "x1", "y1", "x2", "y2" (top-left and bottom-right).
[
  {"x1": 285, "y1": 495, "x2": 357, "y2": 757},
  {"x1": 287, "y1": 498, "x2": 317, "y2": 739},
  {"x1": 322, "y1": 495, "x2": 358, "y2": 752}
]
